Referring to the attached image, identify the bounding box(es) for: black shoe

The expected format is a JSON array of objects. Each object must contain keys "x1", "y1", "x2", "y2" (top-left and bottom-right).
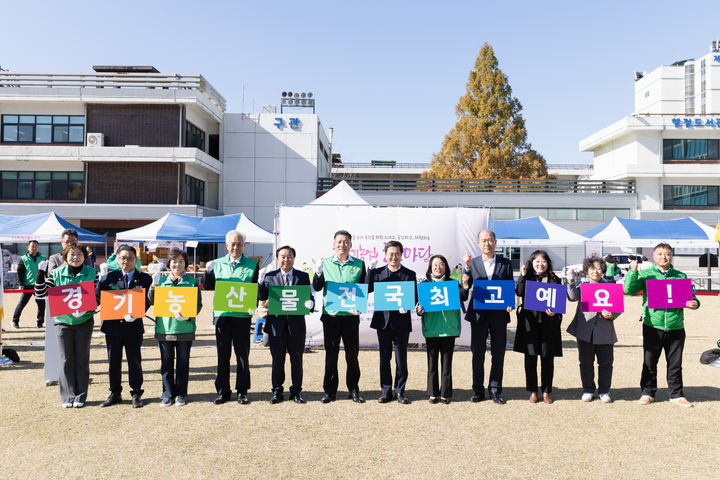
[
  {"x1": 349, "y1": 391, "x2": 365, "y2": 403},
  {"x1": 320, "y1": 393, "x2": 335, "y2": 403},
  {"x1": 11, "y1": 322, "x2": 19, "y2": 329},
  {"x1": 290, "y1": 394, "x2": 306, "y2": 404},
  {"x1": 37, "y1": 322, "x2": 44, "y2": 329},
  {"x1": 440, "y1": 397, "x2": 451, "y2": 404},
  {"x1": 396, "y1": 394, "x2": 411, "y2": 405},
  {"x1": 489, "y1": 390, "x2": 506, "y2": 405},
  {"x1": 270, "y1": 393, "x2": 284, "y2": 404},
  {"x1": 378, "y1": 394, "x2": 393, "y2": 403},
  {"x1": 100, "y1": 393, "x2": 122, "y2": 407},
  {"x1": 213, "y1": 395, "x2": 229, "y2": 405},
  {"x1": 131, "y1": 394, "x2": 144, "y2": 408},
  {"x1": 429, "y1": 396, "x2": 439, "y2": 404},
  {"x1": 470, "y1": 392, "x2": 486, "y2": 403},
  {"x1": 237, "y1": 394, "x2": 249, "y2": 405}
]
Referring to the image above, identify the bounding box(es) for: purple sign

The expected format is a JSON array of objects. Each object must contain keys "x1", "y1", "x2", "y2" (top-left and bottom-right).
[
  {"x1": 523, "y1": 281, "x2": 567, "y2": 314},
  {"x1": 646, "y1": 278, "x2": 693, "y2": 309},
  {"x1": 580, "y1": 283, "x2": 624, "y2": 313}
]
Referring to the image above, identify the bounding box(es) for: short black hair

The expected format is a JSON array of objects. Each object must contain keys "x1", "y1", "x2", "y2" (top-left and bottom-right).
[
  {"x1": 654, "y1": 242, "x2": 673, "y2": 252},
  {"x1": 582, "y1": 256, "x2": 606, "y2": 275},
  {"x1": 384, "y1": 240, "x2": 403, "y2": 254},
  {"x1": 425, "y1": 254, "x2": 451, "y2": 281},
  {"x1": 333, "y1": 230, "x2": 352, "y2": 241},
  {"x1": 61, "y1": 228, "x2": 78, "y2": 239},
  {"x1": 116, "y1": 245, "x2": 137, "y2": 258},
  {"x1": 27, "y1": 240, "x2": 39, "y2": 246},
  {"x1": 276, "y1": 245, "x2": 296, "y2": 258}
]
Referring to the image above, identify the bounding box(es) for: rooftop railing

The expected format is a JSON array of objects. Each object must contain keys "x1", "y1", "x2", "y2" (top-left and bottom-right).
[
  {"x1": 0, "y1": 72, "x2": 226, "y2": 111},
  {"x1": 318, "y1": 177, "x2": 635, "y2": 193},
  {"x1": 332, "y1": 162, "x2": 592, "y2": 170}
]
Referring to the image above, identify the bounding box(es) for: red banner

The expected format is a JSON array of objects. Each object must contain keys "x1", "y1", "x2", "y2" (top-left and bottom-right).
[{"x1": 48, "y1": 281, "x2": 97, "y2": 317}]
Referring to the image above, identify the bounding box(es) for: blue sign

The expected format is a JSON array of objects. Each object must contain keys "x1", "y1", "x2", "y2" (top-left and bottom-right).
[
  {"x1": 473, "y1": 280, "x2": 515, "y2": 310},
  {"x1": 274, "y1": 117, "x2": 284, "y2": 128},
  {"x1": 671, "y1": 117, "x2": 720, "y2": 128},
  {"x1": 417, "y1": 281, "x2": 461, "y2": 312},
  {"x1": 325, "y1": 282, "x2": 368, "y2": 313},
  {"x1": 523, "y1": 281, "x2": 567, "y2": 314},
  {"x1": 289, "y1": 117, "x2": 300, "y2": 130},
  {"x1": 373, "y1": 281, "x2": 415, "y2": 311}
]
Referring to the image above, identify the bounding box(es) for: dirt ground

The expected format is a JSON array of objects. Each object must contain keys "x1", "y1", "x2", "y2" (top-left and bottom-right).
[{"x1": 1, "y1": 291, "x2": 719, "y2": 478}]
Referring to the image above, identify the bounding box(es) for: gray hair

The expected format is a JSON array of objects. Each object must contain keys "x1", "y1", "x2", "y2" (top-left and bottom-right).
[{"x1": 225, "y1": 230, "x2": 246, "y2": 243}]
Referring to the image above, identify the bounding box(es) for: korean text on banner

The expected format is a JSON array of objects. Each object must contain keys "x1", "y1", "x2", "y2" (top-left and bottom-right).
[
  {"x1": 417, "y1": 281, "x2": 461, "y2": 312},
  {"x1": 373, "y1": 281, "x2": 416, "y2": 312},
  {"x1": 212, "y1": 281, "x2": 258, "y2": 314},
  {"x1": 646, "y1": 278, "x2": 693, "y2": 309},
  {"x1": 154, "y1": 286, "x2": 199, "y2": 317},
  {"x1": 523, "y1": 280, "x2": 567, "y2": 314},
  {"x1": 473, "y1": 280, "x2": 515, "y2": 310},
  {"x1": 48, "y1": 281, "x2": 97, "y2": 317},
  {"x1": 580, "y1": 283, "x2": 624, "y2": 313},
  {"x1": 326, "y1": 282, "x2": 368, "y2": 313},
  {"x1": 100, "y1": 289, "x2": 146, "y2": 320},
  {"x1": 268, "y1": 285, "x2": 311, "y2": 315}
]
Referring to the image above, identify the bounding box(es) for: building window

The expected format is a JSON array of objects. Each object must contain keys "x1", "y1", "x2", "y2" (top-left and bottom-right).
[
  {"x1": 493, "y1": 208, "x2": 519, "y2": 220},
  {"x1": 184, "y1": 175, "x2": 205, "y2": 206},
  {"x1": 185, "y1": 121, "x2": 206, "y2": 151},
  {"x1": 663, "y1": 185, "x2": 719, "y2": 207},
  {"x1": 1, "y1": 115, "x2": 85, "y2": 144},
  {"x1": 663, "y1": 139, "x2": 719, "y2": 161},
  {"x1": 1, "y1": 171, "x2": 83, "y2": 201}
]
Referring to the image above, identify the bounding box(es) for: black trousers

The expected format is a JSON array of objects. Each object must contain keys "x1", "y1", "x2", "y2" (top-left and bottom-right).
[
  {"x1": 321, "y1": 314, "x2": 360, "y2": 396},
  {"x1": 105, "y1": 329, "x2": 144, "y2": 396},
  {"x1": 426, "y1": 336, "x2": 455, "y2": 398},
  {"x1": 470, "y1": 318, "x2": 507, "y2": 394},
  {"x1": 377, "y1": 326, "x2": 410, "y2": 396},
  {"x1": 215, "y1": 316, "x2": 251, "y2": 397},
  {"x1": 269, "y1": 325, "x2": 305, "y2": 396},
  {"x1": 13, "y1": 290, "x2": 45, "y2": 324},
  {"x1": 641, "y1": 323, "x2": 686, "y2": 399},
  {"x1": 577, "y1": 339, "x2": 613, "y2": 395},
  {"x1": 524, "y1": 354, "x2": 555, "y2": 393}
]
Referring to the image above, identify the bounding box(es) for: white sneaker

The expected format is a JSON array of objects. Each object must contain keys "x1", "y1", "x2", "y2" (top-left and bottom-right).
[
  {"x1": 670, "y1": 397, "x2": 693, "y2": 408},
  {"x1": 599, "y1": 393, "x2": 612, "y2": 403},
  {"x1": 638, "y1": 395, "x2": 654, "y2": 405},
  {"x1": 73, "y1": 400, "x2": 84, "y2": 408},
  {"x1": 581, "y1": 393, "x2": 594, "y2": 402},
  {"x1": 61, "y1": 402, "x2": 73, "y2": 408}
]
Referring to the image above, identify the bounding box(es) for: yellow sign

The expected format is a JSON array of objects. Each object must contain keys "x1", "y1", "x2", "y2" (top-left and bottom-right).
[{"x1": 153, "y1": 286, "x2": 198, "y2": 317}]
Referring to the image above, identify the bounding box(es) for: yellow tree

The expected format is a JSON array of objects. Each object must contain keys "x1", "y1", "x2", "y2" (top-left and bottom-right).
[{"x1": 424, "y1": 43, "x2": 547, "y2": 179}]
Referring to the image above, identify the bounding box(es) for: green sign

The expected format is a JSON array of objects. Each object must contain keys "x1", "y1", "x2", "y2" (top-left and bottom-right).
[
  {"x1": 213, "y1": 281, "x2": 258, "y2": 313},
  {"x1": 268, "y1": 285, "x2": 311, "y2": 315}
]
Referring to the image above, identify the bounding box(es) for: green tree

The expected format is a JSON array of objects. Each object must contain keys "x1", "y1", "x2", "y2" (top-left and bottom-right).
[{"x1": 424, "y1": 42, "x2": 547, "y2": 179}]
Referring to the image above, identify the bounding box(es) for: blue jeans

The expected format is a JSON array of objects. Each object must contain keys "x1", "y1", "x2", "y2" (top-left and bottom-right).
[{"x1": 158, "y1": 340, "x2": 192, "y2": 399}]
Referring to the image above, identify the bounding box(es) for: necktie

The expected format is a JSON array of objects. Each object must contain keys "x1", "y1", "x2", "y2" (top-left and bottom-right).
[
  {"x1": 283, "y1": 273, "x2": 289, "y2": 285},
  {"x1": 124, "y1": 273, "x2": 130, "y2": 289}
]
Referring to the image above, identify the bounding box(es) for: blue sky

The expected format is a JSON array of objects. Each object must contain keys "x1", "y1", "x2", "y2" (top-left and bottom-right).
[{"x1": 2, "y1": 1, "x2": 717, "y2": 166}]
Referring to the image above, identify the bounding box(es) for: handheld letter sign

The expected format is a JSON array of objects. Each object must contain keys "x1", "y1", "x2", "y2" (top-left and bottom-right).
[
  {"x1": 373, "y1": 281, "x2": 416, "y2": 311},
  {"x1": 326, "y1": 282, "x2": 368, "y2": 313},
  {"x1": 417, "y1": 281, "x2": 461, "y2": 312},
  {"x1": 524, "y1": 281, "x2": 567, "y2": 314},
  {"x1": 646, "y1": 278, "x2": 693, "y2": 309},
  {"x1": 268, "y1": 285, "x2": 311, "y2": 315},
  {"x1": 48, "y1": 281, "x2": 97, "y2": 317},
  {"x1": 213, "y1": 281, "x2": 258, "y2": 314},
  {"x1": 153, "y1": 286, "x2": 198, "y2": 317},
  {"x1": 473, "y1": 280, "x2": 515, "y2": 310},
  {"x1": 580, "y1": 283, "x2": 624, "y2": 313},
  {"x1": 100, "y1": 288, "x2": 146, "y2": 320}
]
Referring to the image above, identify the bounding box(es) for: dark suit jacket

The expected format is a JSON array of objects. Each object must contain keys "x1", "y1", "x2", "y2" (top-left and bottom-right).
[
  {"x1": 258, "y1": 268, "x2": 312, "y2": 337},
  {"x1": 465, "y1": 254, "x2": 514, "y2": 324},
  {"x1": 367, "y1": 265, "x2": 417, "y2": 332},
  {"x1": 97, "y1": 269, "x2": 153, "y2": 335}
]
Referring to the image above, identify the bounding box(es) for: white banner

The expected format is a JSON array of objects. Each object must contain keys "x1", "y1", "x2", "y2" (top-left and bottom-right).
[{"x1": 278, "y1": 206, "x2": 489, "y2": 347}]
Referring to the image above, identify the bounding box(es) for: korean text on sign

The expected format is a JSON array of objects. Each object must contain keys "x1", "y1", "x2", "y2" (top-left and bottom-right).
[
  {"x1": 268, "y1": 285, "x2": 311, "y2": 315},
  {"x1": 100, "y1": 288, "x2": 146, "y2": 320},
  {"x1": 373, "y1": 281, "x2": 416, "y2": 312},
  {"x1": 473, "y1": 280, "x2": 515, "y2": 311},
  {"x1": 153, "y1": 286, "x2": 199, "y2": 317},
  {"x1": 213, "y1": 281, "x2": 258, "y2": 314},
  {"x1": 47, "y1": 281, "x2": 97, "y2": 317},
  {"x1": 325, "y1": 282, "x2": 369, "y2": 313},
  {"x1": 646, "y1": 278, "x2": 693, "y2": 309},
  {"x1": 417, "y1": 281, "x2": 461, "y2": 312},
  {"x1": 580, "y1": 283, "x2": 624, "y2": 313},
  {"x1": 523, "y1": 281, "x2": 567, "y2": 314}
]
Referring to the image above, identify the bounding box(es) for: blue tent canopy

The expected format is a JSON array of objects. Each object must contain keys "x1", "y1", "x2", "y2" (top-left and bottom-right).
[
  {"x1": 0, "y1": 212, "x2": 106, "y2": 243},
  {"x1": 493, "y1": 216, "x2": 588, "y2": 246},
  {"x1": 582, "y1": 217, "x2": 717, "y2": 248}
]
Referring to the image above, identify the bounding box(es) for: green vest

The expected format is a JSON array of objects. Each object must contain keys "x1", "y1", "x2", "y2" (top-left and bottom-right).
[
  {"x1": 420, "y1": 280, "x2": 462, "y2": 338},
  {"x1": 212, "y1": 254, "x2": 258, "y2": 318},
  {"x1": 321, "y1": 256, "x2": 364, "y2": 316},
  {"x1": 21, "y1": 252, "x2": 46, "y2": 286},
  {"x1": 155, "y1": 274, "x2": 198, "y2": 335},
  {"x1": 52, "y1": 264, "x2": 97, "y2": 325}
]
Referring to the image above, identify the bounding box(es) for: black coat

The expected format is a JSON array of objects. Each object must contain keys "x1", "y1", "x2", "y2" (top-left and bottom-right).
[
  {"x1": 465, "y1": 255, "x2": 514, "y2": 324},
  {"x1": 367, "y1": 265, "x2": 417, "y2": 332},
  {"x1": 96, "y1": 269, "x2": 153, "y2": 335},
  {"x1": 513, "y1": 273, "x2": 563, "y2": 357},
  {"x1": 258, "y1": 268, "x2": 312, "y2": 337}
]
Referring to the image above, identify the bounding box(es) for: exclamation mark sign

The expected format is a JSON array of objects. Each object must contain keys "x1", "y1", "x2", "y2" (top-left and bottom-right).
[{"x1": 666, "y1": 284, "x2": 673, "y2": 304}]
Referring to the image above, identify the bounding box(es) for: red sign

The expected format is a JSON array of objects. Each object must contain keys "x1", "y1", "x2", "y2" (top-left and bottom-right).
[{"x1": 48, "y1": 281, "x2": 97, "y2": 317}]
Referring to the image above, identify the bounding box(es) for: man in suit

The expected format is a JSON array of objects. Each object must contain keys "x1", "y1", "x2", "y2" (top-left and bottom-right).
[
  {"x1": 368, "y1": 240, "x2": 417, "y2": 405},
  {"x1": 258, "y1": 246, "x2": 314, "y2": 404},
  {"x1": 464, "y1": 229, "x2": 514, "y2": 404},
  {"x1": 46, "y1": 229, "x2": 91, "y2": 274},
  {"x1": 96, "y1": 245, "x2": 153, "y2": 408}
]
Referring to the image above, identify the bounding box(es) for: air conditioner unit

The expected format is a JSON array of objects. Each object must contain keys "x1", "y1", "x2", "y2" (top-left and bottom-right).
[{"x1": 86, "y1": 132, "x2": 104, "y2": 147}]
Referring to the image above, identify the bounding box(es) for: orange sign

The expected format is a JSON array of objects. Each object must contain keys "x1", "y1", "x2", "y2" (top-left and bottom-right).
[{"x1": 100, "y1": 288, "x2": 146, "y2": 321}]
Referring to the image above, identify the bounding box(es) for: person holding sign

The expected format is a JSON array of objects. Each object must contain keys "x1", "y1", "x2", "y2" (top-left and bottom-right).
[
  {"x1": 203, "y1": 230, "x2": 259, "y2": 405},
  {"x1": 463, "y1": 229, "x2": 514, "y2": 405},
  {"x1": 96, "y1": 245, "x2": 153, "y2": 409},
  {"x1": 514, "y1": 250, "x2": 563, "y2": 404},
  {"x1": 566, "y1": 257, "x2": 622, "y2": 403},
  {"x1": 257, "y1": 246, "x2": 314, "y2": 404},
  {"x1": 623, "y1": 243, "x2": 699, "y2": 408},
  {"x1": 35, "y1": 245, "x2": 97, "y2": 408},
  {"x1": 416, "y1": 254, "x2": 469, "y2": 404},
  {"x1": 12, "y1": 240, "x2": 46, "y2": 329},
  {"x1": 312, "y1": 230, "x2": 367, "y2": 404},
  {"x1": 367, "y1": 241, "x2": 417, "y2": 405},
  {"x1": 149, "y1": 248, "x2": 202, "y2": 407}
]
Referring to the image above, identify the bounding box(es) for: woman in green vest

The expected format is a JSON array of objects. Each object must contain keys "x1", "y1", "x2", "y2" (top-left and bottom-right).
[
  {"x1": 35, "y1": 244, "x2": 97, "y2": 408},
  {"x1": 415, "y1": 254, "x2": 469, "y2": 404},
  {"x1": 149, "y1": 248, "x2": 202, "y2": 407}
]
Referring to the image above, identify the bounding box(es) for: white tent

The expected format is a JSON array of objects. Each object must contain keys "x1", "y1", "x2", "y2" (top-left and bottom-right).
[
  {"x1": 493, "y1": 216, "x2": 588, "y2": 246},
  {"x1": 582, "y1": 216, "x2": 718, "y2": 248},
  {"x1": 309, "y1": 180, "x2": 370, "y2": 206}
]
